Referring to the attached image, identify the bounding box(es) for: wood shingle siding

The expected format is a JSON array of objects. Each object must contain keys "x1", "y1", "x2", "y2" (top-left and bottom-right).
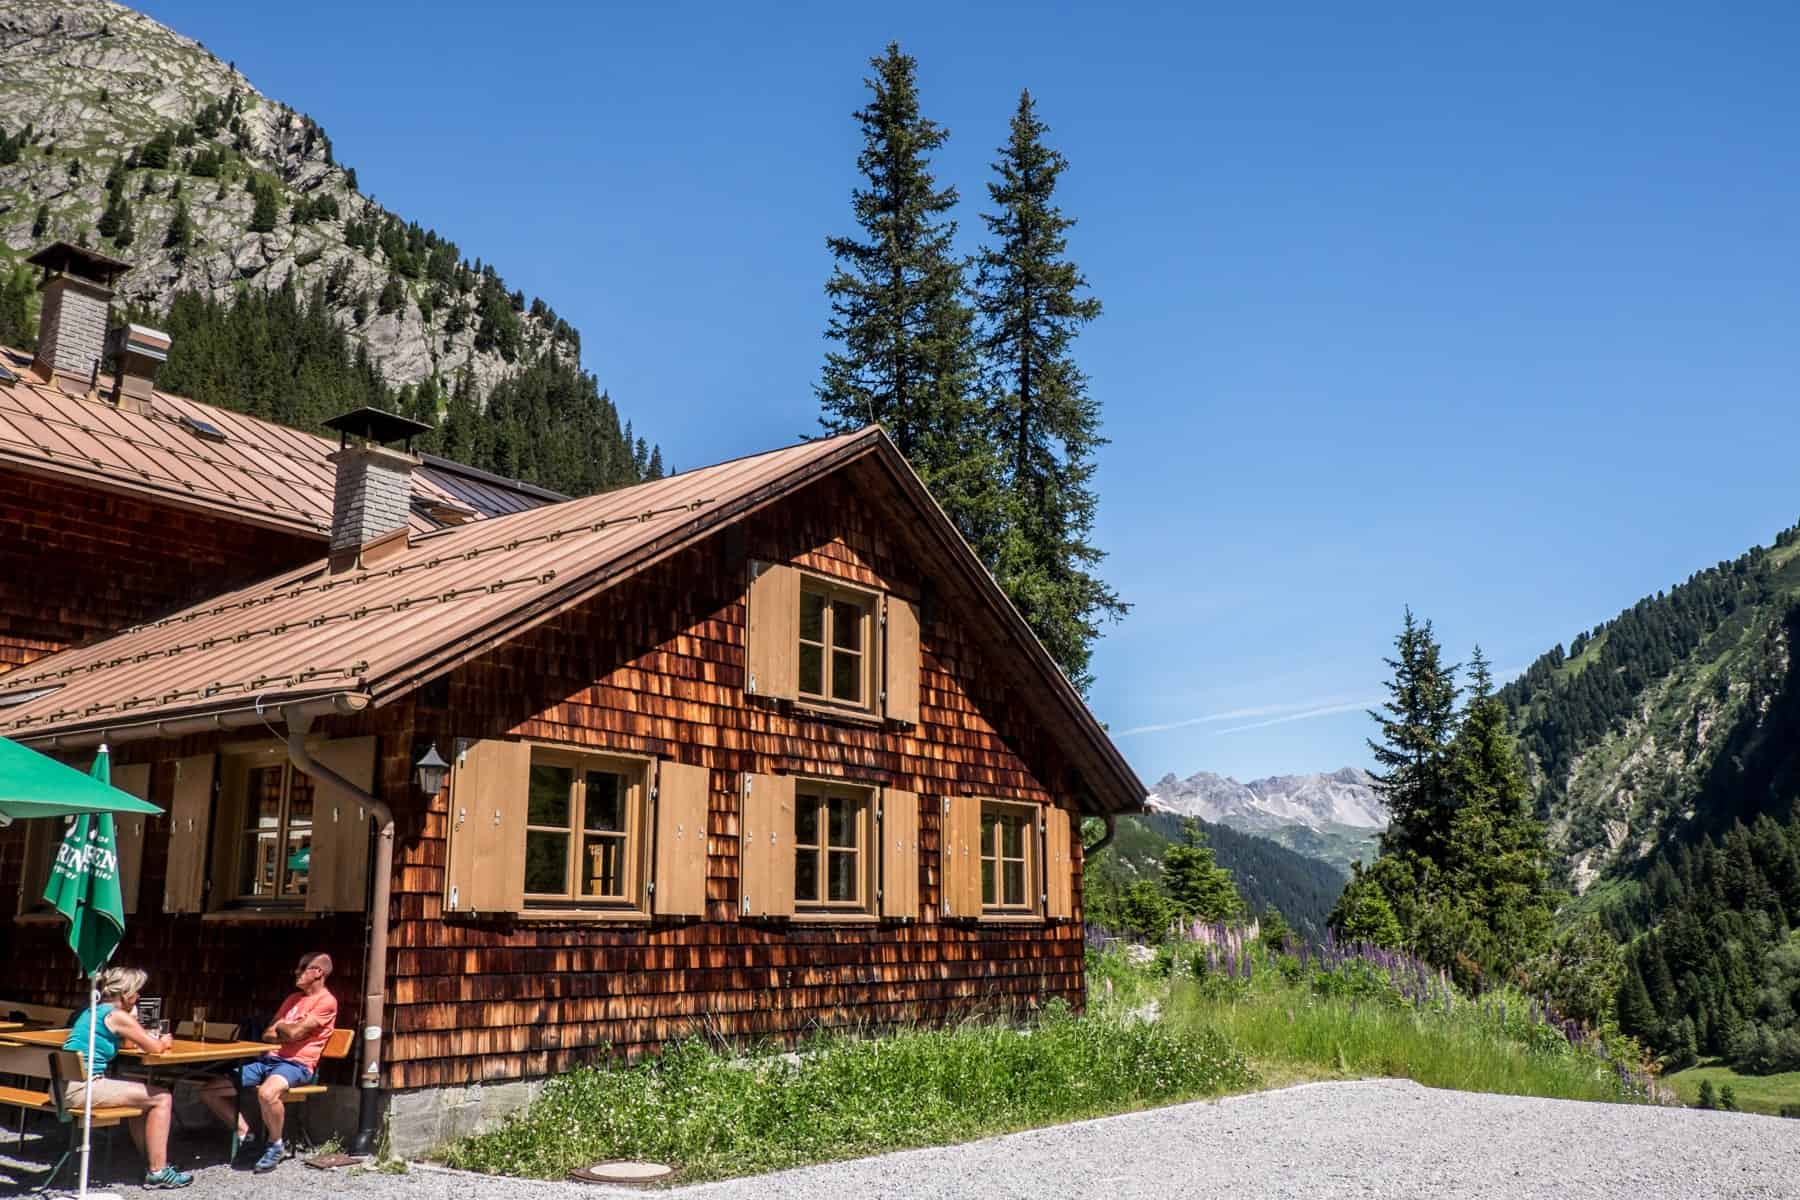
[{"x1": 0, "y1": 474, "x2": 320, "y2": 673}]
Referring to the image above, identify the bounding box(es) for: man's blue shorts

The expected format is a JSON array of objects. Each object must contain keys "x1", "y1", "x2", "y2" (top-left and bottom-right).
[{"x1": 240, "y1": 1054, "x2": 314, "y2": 1089}]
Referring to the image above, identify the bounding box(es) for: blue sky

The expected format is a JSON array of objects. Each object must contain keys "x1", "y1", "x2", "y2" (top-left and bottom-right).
[{"x1": 142, "y1": 2, "x2": 1800, "y2": 785}]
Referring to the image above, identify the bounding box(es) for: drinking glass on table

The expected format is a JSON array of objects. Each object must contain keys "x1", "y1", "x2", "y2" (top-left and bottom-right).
[{"x1": 191, "y1": 1005, "x2": 208, "y2": 1042}]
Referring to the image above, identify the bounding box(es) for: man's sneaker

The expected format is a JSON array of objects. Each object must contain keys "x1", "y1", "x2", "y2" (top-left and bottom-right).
[
  {"x1": 253, "y1": 1141, "x2": 286, "y2": 1173},
  {"x1": 143, "y1": 1166, "x2": 194, "y2": 1189},
  {"x1": 230, "y1": 1136, "x2": 262, "y2": 1169}
]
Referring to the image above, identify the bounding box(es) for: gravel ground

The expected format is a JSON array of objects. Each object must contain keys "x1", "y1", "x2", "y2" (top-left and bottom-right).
[{"x1": 3, "y1": 1079, "x2": 1796, "y2": 1199}]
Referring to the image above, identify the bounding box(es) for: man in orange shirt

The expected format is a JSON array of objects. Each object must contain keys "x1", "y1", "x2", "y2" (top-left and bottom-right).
[{"x1": 200, "y1": 951, "x2": 339, "y2": 1173}]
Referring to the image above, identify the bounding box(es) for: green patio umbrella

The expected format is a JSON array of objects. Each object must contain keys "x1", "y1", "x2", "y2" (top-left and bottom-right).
[
  {"x1": 35, "y1": 745, "x2": 152, "y2": 1200},
  {"x1": 0, "y1": 735, "x2": 161, "y2": 825},
  {"x1": 42, "y1": 753, "x2": 128, "y2": 975}
]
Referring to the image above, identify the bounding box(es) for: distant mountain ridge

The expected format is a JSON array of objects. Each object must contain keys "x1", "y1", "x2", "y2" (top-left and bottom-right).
[
  {"x1": 1146, "y1": 767, "x2": 1386, "y2": 877},
  {"x1": 1148, "y1": 766, "x2": 1386, "y2": 830}
]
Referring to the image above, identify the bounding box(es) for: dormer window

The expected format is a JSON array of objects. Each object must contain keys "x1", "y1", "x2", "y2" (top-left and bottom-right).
[{"x1": 797, "y1": 582, "x2": 874, "y2": 709}]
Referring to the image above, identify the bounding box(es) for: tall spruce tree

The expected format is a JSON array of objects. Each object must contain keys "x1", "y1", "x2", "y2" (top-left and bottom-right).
[
  {"x1": 818, "y1": 44, "x2": 992, "y2": 543},
  {"x1": 1450, "y1": 647, "x2": 1553, "y2": 972},
  {"x1": 1367, "y1": 608, "x2": 1461, "y2": 863},
  {"x1": 973, "y1": 90, "x2": 1124, "y2": 689}
]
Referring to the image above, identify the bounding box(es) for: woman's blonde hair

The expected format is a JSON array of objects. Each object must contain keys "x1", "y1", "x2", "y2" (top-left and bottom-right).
[{"x1": 94, "y1": 966, "x2": 148, "y2": 1002}]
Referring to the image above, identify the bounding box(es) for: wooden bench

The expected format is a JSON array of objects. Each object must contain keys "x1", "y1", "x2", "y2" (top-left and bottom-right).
[
  {"x1": 279, "y1": 1027, "x2": 354, "y2": 1148},
  {"x1": 0, "y1": 1045, "x2": 147, "y2": 1190}
]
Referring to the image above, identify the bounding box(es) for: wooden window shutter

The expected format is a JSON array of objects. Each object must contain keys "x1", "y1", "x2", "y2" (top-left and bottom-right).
[
  {"x1": 305, "y1": 736, "x2": 378, "y2": 914},
  {"x1": 16, "y1": 820, "x2": 56, "y2": 915},
  {"x1": 443, "y1": 739, "x2": 532, "y2": 916},
  {"x1": 880, "y1": 788, "x2": 920, "y2": 919},
  {"x1": 112, "y1": 764, "x2": 152, "y2": 916},
  {"x1": 940, "y1": 795, "x2": 981, "y2": 919},
  {"x1": 1044, "y1": 806, "x2": 1075, "y2": 920},
  {"x1": 163, "y1": 754, "x2": 215, "y2": 914},
  {"x1": 652, "y1": 760, "x2": 709, "y2": 917},
  {"x1": 738, "y1": 772, "x2": 794, "y2": 918},
  {"x1": 744, "y1": 561, "x2": 799, "y2": 701},
  {"x1": 882, "y1": 594, "x2": 921, "y2": 726}
]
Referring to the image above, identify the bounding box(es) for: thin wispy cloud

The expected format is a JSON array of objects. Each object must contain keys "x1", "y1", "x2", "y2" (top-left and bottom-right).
[
  {"x1": 1116, "y1": 696, "x2": 1370, "y2": 738},
  {"x1": 1213, "y1": 698, "x2": 1384, "y2": 736}
]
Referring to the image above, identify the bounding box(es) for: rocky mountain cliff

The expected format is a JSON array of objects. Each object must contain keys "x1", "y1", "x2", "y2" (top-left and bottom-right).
[
  {"x1": 1146, "y1": 767, "x2": 1385, "y2": 875},
  {"x1": 0, "y1": 0, "x2": 574, "y2": 395}
]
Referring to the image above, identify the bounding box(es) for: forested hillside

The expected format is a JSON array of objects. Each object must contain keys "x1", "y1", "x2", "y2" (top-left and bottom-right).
[
  {"x1": 1608, "y1": 814, "x2": 1800, "y2": 1072},
  {"x1": 1499, "y1": 524, "x2": 1800, "y2": 887},
  {"x1": 1496, "y1": 519, "x2": 1800, "y2": 1078}
]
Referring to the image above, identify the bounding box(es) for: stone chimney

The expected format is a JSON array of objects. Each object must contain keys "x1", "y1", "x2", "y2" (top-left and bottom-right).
[
  {"x1": 106, "y1": 323, "x2": 171, "y2": 416},
  {"x1": 26, "y1": 242, "x2": 132, "y2": 382},
  {"x1": 322, "y1": 407, "x2": 434, "y2": 571}
]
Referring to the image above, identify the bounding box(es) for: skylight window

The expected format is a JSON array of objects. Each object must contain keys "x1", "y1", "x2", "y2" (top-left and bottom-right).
[
  {"x1": 0, "y1": 362, "x2": 18, "y2": 384},
  {"x1": 178, "y1": 412, "x2": 229, "y2": 443},
  {"x1": 0, "y1": 684, "x2": 63, "y2": 708}
]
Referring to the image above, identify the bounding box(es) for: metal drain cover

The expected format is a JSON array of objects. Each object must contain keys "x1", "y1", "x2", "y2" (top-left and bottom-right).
[{"x1": 569, "y1": 1161, "x2": 675, "y2": 1185}]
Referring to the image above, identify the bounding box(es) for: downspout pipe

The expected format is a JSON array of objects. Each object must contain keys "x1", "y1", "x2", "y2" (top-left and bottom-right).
[{"x1": 281, "y1": 705, "x2": 392, "y2": 1156}]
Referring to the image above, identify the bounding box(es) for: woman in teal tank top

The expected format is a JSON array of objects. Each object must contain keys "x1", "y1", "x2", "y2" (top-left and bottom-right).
[
  {"x1": 60, "y1": 965, "x2": 191, "y2": 1189},
  {"x1": 62, "y1": 1000, "x2": 124, "y2": 1078}
]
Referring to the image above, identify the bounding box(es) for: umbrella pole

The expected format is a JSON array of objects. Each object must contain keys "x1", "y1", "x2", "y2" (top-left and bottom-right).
[{"x1": 78, "y1": 973, "x2": 95, "y2": 1199}]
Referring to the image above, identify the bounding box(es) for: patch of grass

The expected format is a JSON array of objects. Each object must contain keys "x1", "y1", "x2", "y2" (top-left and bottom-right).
[
  {"x1": 1664, "y1": 1060, "x2": 1800, "y2": 1116},
  {"x1": 1170, "y1": 981, "x2": 1640, "y2": 1104},
  {"x1": 441, "y1": 1003, "x2": 1256, "y2": 1181}
]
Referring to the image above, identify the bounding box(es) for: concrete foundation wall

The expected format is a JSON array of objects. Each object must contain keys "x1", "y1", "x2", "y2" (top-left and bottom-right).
[{"x1": 383, "y1": 1079, "x2": 545, "y2": 1159}]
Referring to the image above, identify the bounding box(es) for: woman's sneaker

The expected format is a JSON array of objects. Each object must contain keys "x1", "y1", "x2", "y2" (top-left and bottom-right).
[
  {"x1": 253, "y1": 1141, "x2": 286, "y2": 1173},
  {"x1": 143, "y1": 1166, "x2": 193, "y2": 1189}
]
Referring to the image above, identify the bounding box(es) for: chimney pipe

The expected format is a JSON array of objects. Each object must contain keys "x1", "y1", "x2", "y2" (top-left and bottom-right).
[
  {"x1": 25, "y1": 242, "x2": 131, "y2": 383},
  {"x1": 322, "y1": 407, "x2": 434, "y2": 571},
  {"x1": 106, "y1": 323, "x2": 171, "y2": 415}
]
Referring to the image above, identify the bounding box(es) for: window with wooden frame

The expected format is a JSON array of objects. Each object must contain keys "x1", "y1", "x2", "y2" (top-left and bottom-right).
[
  {"x1": 522, "y1": 749, "x2": 649, "y2": 909},
  {"x1": 980, "y1": 801, "x2": 1038, "y2": 914},
  {"x1": 219, "y1": 759, "x2": 315, "y2": 903},
  {"x1": 745, "y1": 561, "x2": 920, "y2": 725},
  {"x1": 182, "y1": 738, "x2": 375, "y2": 916},
  {"x1": 792, "y1": 781, "x2": 874, "y2": 913},
  {"x1": 798, "y1": 579, "x2": 875, "y2": 711}
]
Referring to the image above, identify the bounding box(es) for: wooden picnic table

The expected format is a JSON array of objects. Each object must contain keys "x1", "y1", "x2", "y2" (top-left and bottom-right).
[
  {"x1": 0, "y1": 1026, "x2": 269, "y2": 1066},
  {"x1": 0, "y1": 1020, "x2": 22, "y2": 1033}
]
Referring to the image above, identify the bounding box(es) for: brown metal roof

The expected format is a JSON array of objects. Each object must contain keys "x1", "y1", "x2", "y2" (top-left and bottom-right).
[
  {"x1": 0, "y1": 346, "x2": 561, "y2": 536},
  {"x1": 0, "y1": 426, "x2": 1144, "y2": 812}
]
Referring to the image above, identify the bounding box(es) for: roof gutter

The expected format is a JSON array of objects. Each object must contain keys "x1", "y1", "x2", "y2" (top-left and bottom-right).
[
  {"x1": 280, "y1": 703, "x2": 392, "y2": 1157},
  {"x1": 15, "y1": 692, "x2": 370, "y2": 750}
]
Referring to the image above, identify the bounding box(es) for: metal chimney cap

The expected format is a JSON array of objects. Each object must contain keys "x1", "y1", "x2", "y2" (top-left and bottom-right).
[
  {"x1": 26, "y1": 241, "x2": 132, "y2": 286},
  {"x1": 323, "y1": 406, "x2": 434, "y2": 449}
]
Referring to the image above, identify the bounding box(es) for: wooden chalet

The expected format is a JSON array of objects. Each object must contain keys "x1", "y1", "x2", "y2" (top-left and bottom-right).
[{"x1": 0, "y1": 249, "x2": 1142, "y2": 1155}]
